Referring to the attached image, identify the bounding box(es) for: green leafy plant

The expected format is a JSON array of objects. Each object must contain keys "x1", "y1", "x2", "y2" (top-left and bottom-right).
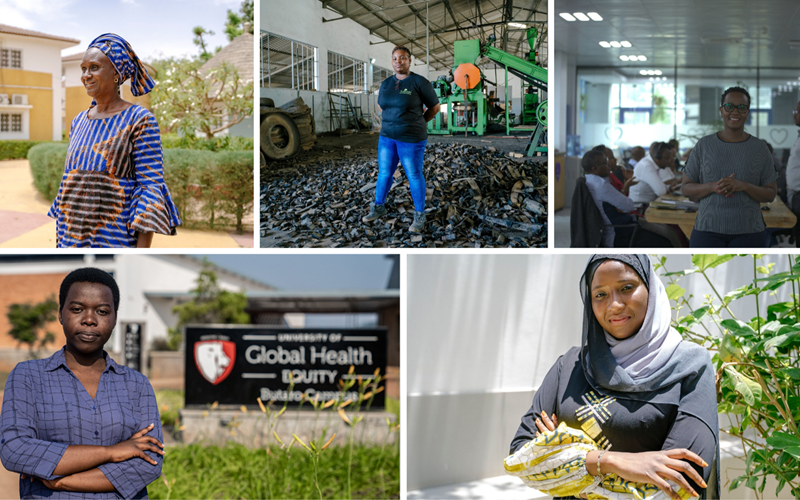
[
  {"x1": 7, "y1": 296, "x2": 58, "y2": 357},
  {"x1": 655, "y1": 254, "x2": 800, "y2": 499}
]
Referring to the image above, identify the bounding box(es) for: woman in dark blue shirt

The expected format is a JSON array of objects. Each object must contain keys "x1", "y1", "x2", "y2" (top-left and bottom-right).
[
  {"x1": 363, "y1": 46, "x2": 440, "y2": 233},
  {"x1": 0, "y1": 268, "x2": 164, "y2": 498}
]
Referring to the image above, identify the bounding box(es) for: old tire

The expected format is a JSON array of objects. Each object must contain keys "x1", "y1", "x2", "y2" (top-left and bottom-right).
[
  {"x1": 261, "y1": 112, "x2": 300, "y2": 160},
  {"x1": 261, "y1": 97, "x2": 275, "y2": 107}
]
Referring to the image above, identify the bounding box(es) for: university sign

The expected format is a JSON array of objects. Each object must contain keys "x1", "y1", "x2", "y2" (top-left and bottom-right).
[{"x1": 185, "y1": 325, "x2": 388, "y2": 408}]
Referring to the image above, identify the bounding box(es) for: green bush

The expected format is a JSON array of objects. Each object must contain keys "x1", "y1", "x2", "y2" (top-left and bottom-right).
[
  {"x1": 161, "y1": 133, "x2": 254, "y2": 152},
  {"x1": 0, "y1": 140, "x2": 45, "y2": 160},
  {"x1": 28, "y1": 142, "x2": 68, "y2": 201},
  {"x1": 162, "y1": 149, "x2": 216, "y2": 221},
  {"x1": 213, "y1": 151, "x2": 254, "y2": 234},
  {"x1": 150, "y1": 442, "x2": 399, "y2": 500}
]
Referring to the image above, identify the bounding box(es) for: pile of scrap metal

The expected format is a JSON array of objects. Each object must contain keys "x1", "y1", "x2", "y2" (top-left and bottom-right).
[
  {"x1": 260, "y1": 143, "x2": 547, "y2": 248},
  {"x1": 260, "y1": 97, "x2": 317, "y2": 164}
]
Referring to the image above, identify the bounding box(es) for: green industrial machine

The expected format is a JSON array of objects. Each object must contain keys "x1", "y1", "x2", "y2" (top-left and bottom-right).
[
  {"x1": 425, "y1": 29, "x2": 548, "y2": 155},
  {"x1": 427, "y1": 77, "x2": 452, "y2": 135}
]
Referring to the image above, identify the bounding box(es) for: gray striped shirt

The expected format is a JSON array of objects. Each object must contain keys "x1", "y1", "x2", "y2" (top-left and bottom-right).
[{"x1": 684, "y1": 133, "x2": 777, "y2": 234}]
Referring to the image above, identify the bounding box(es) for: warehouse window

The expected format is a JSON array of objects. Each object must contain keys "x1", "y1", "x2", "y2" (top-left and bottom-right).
[
  {"x1": 371, "y1": 65, "x2": 392, "y2": 94},
  {"x1": 260, "y1": 31, "x2": 317, "y2": 90},
  {"x1": 0, "y1": 49, "x2": 22, "y2": 68},
  {"x1": 328, "y1": 52, "x2": 367, "y2": 93}
]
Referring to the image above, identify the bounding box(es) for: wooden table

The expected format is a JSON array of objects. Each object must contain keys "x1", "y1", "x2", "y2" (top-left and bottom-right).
[{"x1": 644, "y1": 194, "x2": 797, "y2": 240}]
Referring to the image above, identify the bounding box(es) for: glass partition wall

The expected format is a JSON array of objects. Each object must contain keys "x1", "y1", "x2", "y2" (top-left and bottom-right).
[{"x1": 576, "y1": 65, "x2": 800, "y2": 162}]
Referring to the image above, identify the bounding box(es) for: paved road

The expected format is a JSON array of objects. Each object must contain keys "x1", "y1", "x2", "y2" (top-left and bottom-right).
[{"x1": 0, "y1": 159, "x2": 254, "y2": 248}]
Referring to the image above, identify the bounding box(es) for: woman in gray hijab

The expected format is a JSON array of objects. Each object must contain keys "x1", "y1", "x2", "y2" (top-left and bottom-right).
[{"x1": 505, "y1": 254, "x2": 719, "y2": 500}]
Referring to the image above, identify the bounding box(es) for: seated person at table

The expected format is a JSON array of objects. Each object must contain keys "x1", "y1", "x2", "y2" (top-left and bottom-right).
[
  {"x1": 681, "y1": 86, "x2": 777, "y2": 248},
  {"x1": 582, "y1": 150, "x2": 675, "y2": 248},
  {"x1": 629, "y1": 142, "x2": 679, "y2": 204},
  {"x1": 628, "y1": 146, "x2": 645, "y2": 168},
  {"x1": 593, "y1": 145, "x2": 633, "y2": 192},
  {"x1": 668, "y1": 138, "x2": 683, "y2": 172}
]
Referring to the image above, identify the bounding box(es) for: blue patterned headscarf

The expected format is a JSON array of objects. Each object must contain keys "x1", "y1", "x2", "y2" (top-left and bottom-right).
[{"x1": 87, "y1": 33, "x2": 155, "y2": 97}]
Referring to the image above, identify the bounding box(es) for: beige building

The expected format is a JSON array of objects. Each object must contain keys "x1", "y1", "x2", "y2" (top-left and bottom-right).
[
  {"x1": 62, "y1": 52, "x2": 156, "y2": 137},
  {"x1": 0, "y1": 24, "x2": 79, "y2": 141}
]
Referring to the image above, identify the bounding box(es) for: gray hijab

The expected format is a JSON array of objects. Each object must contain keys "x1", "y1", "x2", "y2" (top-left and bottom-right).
[{"x1": 579, "y1": 254, "x2": 711, "y2": 402}]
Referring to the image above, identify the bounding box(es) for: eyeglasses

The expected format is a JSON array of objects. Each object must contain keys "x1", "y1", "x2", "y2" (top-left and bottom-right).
[{"x1": 722, "y1": 103, "x2": 750, "y2": 113}]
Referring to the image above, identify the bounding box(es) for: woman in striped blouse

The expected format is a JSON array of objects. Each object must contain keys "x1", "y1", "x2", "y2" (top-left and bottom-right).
[
  {"x1": 48, "y1": 34, "x2": 181, "y2": 248},
  {"x1": 681, "y1": 87, "x2": 777, "y2": 248}
]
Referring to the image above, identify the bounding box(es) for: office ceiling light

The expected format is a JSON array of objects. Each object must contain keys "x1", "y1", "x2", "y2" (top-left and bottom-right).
[
  {"x1": 599, "y1": 41, "x2": 611, "y2": 48},
  {"x1": 655, "y1": 70, "x2": 662, "y2": 75},
  {"x1": 587, "y1": 12, "x2": 603, "y2": 21},
  {"x1": 609, "y1": 41, "x2": 621, "y2": 48},
  {"x1": 508, "y1": 22, "x2": 527, "y2": 28},
  {"x1": 559, "y1": 13, "x2": 576, "y2": 21},
  {"x1": 640, "y1": 70, "x2": 648, "y2": 75},
  {"x1": 574, "y1": 12, "x2": 590, "y2": 21},
  {"x1": 619, "y1": 55, "x2": 630, "y2": 61},
  {"x1": 620, "y1": 41, "x2": 632, "y2": 47},
  {"x1": 637, "y1": 55, "x2": 647, "y2": 61}
]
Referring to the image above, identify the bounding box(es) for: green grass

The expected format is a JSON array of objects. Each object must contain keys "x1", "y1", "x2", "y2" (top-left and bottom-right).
[
  {"x1": 149, "y1": 442, "x2": 399, "y2": 499},
  {"x1": 155, "y1": 390, "x2": 184, "y2": 428}
]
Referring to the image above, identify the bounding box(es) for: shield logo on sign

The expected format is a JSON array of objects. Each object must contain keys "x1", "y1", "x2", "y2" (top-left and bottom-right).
[{"x1": 194, "y1": 340, "x2": 236, "y2": 385}]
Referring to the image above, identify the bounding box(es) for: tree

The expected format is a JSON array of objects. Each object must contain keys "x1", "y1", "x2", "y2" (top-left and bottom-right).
[
  {"x1": 7, "y1": 296, "x2": 59, "y2": 357},
  {"x1": 166, "y1": 262, "x2": 250, "y2": 350},
  {"x1": 150, "y1": 58, "x2": 254, "y2": 138},
  {"x1": 192, "y1": 26, "x2": 219, "y2": 62},
  {"x1": 224, "y1": 0, "x2": 254, "y2": 41}
]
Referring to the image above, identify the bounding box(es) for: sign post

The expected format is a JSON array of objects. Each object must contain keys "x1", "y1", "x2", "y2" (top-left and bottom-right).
[{"x1": 184, "y1": 325, "x2": 388, "y2": 408}]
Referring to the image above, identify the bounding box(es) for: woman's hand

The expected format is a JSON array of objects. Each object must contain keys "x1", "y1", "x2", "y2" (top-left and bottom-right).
[
  {"x1": 533, "y1": 410, "x2": 558, "y2": 436},
  {"x1": 716, "y1": 173, "x2": 744, "y2": 197},
  {"x1": 622, "y1": 177, "x2": 639, "y2": 196},
  {"x1": 20, "y1": 474, "x2": 64, "y2": 491},
  {"x1": 604, "y1": 449, "x2": 707, "y2": 500},
  {"x1": 106, "y1": 423, "x2": 164, "y2": 465}
]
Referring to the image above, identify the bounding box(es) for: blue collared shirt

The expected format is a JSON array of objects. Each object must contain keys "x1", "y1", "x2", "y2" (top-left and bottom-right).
[{"x1": 0, "y1": 347, "x2": 162, "y2": 499}]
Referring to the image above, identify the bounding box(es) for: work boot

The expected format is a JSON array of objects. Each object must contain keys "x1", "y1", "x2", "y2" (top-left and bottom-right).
[
  {"x1": 409, "y1": 211, "x2": 426, "y2": 233},
  {"x1": 362, "y1": 203, "x2": 387, "y2": 222}
]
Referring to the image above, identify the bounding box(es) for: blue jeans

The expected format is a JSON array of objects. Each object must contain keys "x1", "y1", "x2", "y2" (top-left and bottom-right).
[{"x1": 375, "y1": 136, "x2": 427, "y2": 212}]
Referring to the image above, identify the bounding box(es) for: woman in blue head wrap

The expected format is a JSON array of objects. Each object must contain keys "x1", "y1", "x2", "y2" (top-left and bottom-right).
[{"x1": 47, "y1": 34, "x2": 181, "y2": 248}]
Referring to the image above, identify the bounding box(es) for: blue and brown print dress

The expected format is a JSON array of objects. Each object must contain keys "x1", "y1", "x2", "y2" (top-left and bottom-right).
[{"x1": 48, "y1": 105, "x2": 181, "y2": 247}]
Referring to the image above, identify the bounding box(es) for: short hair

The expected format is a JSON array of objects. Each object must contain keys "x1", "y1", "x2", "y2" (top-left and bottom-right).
[
  {"x1": 721, "y1": 86, "x2": 751, "y2": 106},
  {"x1": 60, "y1": 267, "x2": 120, "y2": 313},
  {"x1": 654, "y1": 142, "x2": 673, "y2": 160},
  {"x1": 392, "y1": 46, "x2": 411, "y2": 58},
  {"x1": 582, "y1": 149, "x2": 607, "y2": 172}
]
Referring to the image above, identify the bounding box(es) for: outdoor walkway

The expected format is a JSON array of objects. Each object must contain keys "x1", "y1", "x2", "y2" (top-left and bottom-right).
[{"x1": 0, "y1": 160, "x2": 254, "y2": 248}]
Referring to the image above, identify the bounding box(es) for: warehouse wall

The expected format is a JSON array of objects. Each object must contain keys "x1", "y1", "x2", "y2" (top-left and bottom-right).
[
  {"x1": 407, "y1": 254, "x2": 794, "y2": 491},
  {"x1": 261, "y1": 0, "x2": 394, "y2": 133}
]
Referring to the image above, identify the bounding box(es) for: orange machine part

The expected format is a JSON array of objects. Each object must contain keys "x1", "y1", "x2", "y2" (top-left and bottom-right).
[{"x1": 453, "y1": 63, "x2": 481, "y2": 89}]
